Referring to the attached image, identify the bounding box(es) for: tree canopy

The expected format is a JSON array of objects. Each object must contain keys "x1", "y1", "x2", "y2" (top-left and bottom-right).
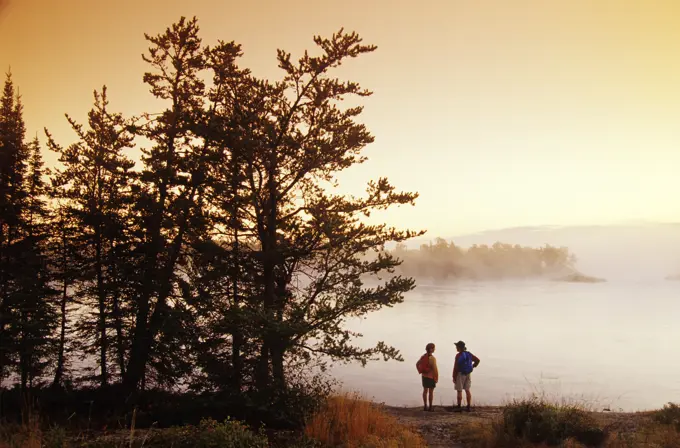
[{"x1": 0, "y1": 17, "x2": 422, "y2": 401}]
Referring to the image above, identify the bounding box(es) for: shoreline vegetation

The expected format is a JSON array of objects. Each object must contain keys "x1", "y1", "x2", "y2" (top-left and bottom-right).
[
  {"x1": 386, "y1": 399, "x2": 680, "y2": 447},
  {"x1": 554, "y1": 273, "x2": 606, "y2": 283},
  {"x1": 388, "y1": 239, "x2": 605, "y2": 283},
  {"x1": 2, "y1": 393, "x2": 678, "y2": 447}
]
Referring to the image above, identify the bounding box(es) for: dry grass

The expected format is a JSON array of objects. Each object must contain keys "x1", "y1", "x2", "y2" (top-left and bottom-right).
[
  {"x1": 0, "y1": 406, "x2": 45, "y2": 448},
  {"x1": 601, "y1": 410, "x2": 680, "y2": 448},
  {"x1": 0, "y1": 421, "x2": 42, "y2": 448},
  {"x1": 460, "y1": 399, "x2": 680, "y2": 448},
  {"x1": 304, "y1": 393, "x2": 427, "y2": 448}
]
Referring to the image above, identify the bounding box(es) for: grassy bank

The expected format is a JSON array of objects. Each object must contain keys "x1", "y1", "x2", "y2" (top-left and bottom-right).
[
  {"x1": 0, "y1": 393, "x2": 425, "y2": 448},
  {"x1": 2, "y1": 394, "x2": 679, "y2": 447},
  {"x1": 451, "y1": 399, "x2": 680, "y2": 447},
  {"x1": 304, "y1": 394, "x2": 426, "y2": 447}
]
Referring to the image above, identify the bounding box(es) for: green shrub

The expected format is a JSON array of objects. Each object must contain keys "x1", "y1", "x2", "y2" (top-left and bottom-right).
[
  {"x1": 43, "y1": 425, "x2": 68, "y2": 448},
  {"x1": 78, "y1": 418, "x2": 268, "y2": 448},
  {"x1": 652, "y1": 402, "x2": 680, "y2": 431},
  {"x1": 145, "y1": 418, "x2": 268, "y2": 447},
  {"x1": 502, "y1": 397, "x2": 606, "y2": 446}
]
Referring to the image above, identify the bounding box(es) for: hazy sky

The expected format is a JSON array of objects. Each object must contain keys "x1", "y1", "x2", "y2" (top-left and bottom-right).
[{"x1": 2, "y1": 0, "x2": 680, "y2": 236}]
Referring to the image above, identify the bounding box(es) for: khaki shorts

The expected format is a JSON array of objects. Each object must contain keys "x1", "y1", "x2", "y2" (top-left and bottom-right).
[{"x1": 454, "y1": 374, "x2": 471, "y2": 391}]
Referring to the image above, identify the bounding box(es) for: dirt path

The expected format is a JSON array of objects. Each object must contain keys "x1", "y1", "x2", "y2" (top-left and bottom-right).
[
  {"x1": 384, "y1": 405, "x2": 653, "y2": 447},
  {"x1": 384, "y1": 405, "x2": 501, "y2": 448}
]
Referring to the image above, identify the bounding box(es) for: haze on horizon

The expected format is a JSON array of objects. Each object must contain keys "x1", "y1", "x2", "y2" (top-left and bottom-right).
[{"x1": 1, "y1": 0, "x2": 680, "y2": 236}]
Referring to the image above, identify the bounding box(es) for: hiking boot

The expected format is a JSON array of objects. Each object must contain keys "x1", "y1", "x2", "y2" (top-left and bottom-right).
[
  {"x1": 464, "y1": 406, "x2": 471, "y2": 412},
  {"x1": 454, "y1": 406, "x2": 462, "y2": 413}
]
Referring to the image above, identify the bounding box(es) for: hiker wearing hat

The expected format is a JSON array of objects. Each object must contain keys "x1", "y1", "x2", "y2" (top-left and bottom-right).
[
  {"x1": 452, "y1": 340, "x2": 480, "y2": 412},
  {"x1": 416, "y1": 342, "x2": 439, "y2": 411}
]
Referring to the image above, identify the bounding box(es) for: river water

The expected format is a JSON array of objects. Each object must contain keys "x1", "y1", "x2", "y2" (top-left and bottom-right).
[{"x1": 330, "y1": 279, "x2": 680, "y2": 411}]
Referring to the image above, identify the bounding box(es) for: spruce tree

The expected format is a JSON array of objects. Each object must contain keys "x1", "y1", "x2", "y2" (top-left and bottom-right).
[
  {"x1": 223, "y1": 30, "x2": 423, "y2": 389},
  {"x1": 0, "y1": 71, "x2": 29, "y2": 384},
  {"x1": 49, "y1": 203, "x2": 81, "y2": 388},
  {"x1": 46, "y1": 86, "x2": 135, "y2": 387},
  {"x1": 122, "y1": 17, "x2": 220, "y2": 394},
  {"x1": 14, "y1": 137, "x2": 58, "y2": 390}
]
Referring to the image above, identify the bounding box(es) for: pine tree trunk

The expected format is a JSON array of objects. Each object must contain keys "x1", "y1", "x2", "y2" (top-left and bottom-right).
[
  {"x1": 271, "y1": 342, "x2": 285, "y2": 387},
  {"x1": 19, "y1": 316, "x2": 27, "y2": 392},
  {"x1": 124, "y1": 308, "x2": 150, "y2": 394},
  {"x1": 272, "y1": 280, "x2": 287, "y2": 388},
  {"x1": 123, "y1": 129, "x2": 173, "y2": 395},
  {"x1": 110, "y1": 243, "x2": 126, "y2": 378},
  {"x1": 53, "y1": 278, "x2": 68, "y2": 388},
  {"x1": 53, "y1": 227, "x2": 68, "y2": 388},
  {"x1": 257, "y1": 232, "x2": 277, "y2": 391},
  {"x1": 95, "y1": 234, "x2": 108, "y2": 388},
  {"x1": 112, "y1": 291, "x2": 125, "y2": 377},
  {"x1": 0, "y1": 225, "x2": 6, "y2": 382},
  {"x1": 231, "y1": 225, "x2": 242, "y2": 390},
  {"x1": 123, "y1": 231, "x2": 166, "y2": 394},
  {"x1": 257, "y1": 252, "x2": 275, "y2": 391},
  {"x1": 257, "y1": 150, "x2": 279, "y2": 391}
]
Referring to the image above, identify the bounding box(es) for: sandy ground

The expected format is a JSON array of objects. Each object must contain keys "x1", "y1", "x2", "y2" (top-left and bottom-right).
[
  {"x1": 384, "y1": 405, "x2": 499, "y2": 447},
  {"x1": 383, "y1": 405, "x2": 652, "y2": 448}
]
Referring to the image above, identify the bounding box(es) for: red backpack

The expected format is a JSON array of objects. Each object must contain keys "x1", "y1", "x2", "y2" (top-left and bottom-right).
[{"x1": 416, "y1": 353, "x2": 431, "y2": 374}]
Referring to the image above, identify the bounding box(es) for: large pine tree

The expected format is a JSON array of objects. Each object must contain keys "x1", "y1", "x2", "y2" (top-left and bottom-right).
[
  {"x1": 217, "y1": 30, "x2": 423, "y2": 389},
  {"x1": 14, "y1": 137, "x2": 58, "y2": 390},
  {"x1": 0, "y1": 72, "x2": 30, "y2": 384},
  {"x1": 47, "y1": 86, "x2": 135, "y2": 387},
  {"x1": 0, "y1": 72, "x2": 58, "y2": 389},
  {"x1": 122, "y1": 17, "x2": 216, "y2": 393},
  {"x1": 49, "y1": 203, "x2": 81, "y2": 389}
]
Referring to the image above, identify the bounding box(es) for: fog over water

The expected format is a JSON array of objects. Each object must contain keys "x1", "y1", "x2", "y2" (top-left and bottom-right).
[{"x1": 331, "y1": 225, "x2": 680, "y2": 411}]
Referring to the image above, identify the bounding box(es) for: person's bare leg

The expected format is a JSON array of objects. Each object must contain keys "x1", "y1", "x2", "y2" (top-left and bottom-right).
[
  {"x1": 428, "y1": 388, "x2": 434, "y2": 410},
  {"x1": 422, "y1": 388, "x2": 427, "y2": 410},
  {"x1": 466, "y1": 390, "x2": 472, "y2": 410},
  {"x1": 456, "y1": 390, "x2": 463, "y2": 408}
]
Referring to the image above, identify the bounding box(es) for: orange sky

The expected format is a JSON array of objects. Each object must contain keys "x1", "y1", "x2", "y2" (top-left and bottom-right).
[{"x1": 2, "y1": 0, "x2": 680, "y2": 236}]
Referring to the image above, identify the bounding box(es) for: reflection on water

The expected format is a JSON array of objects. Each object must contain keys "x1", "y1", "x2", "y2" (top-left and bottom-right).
[{"x1": 330, "y1": 280, "x2": 680, "y2": 411}]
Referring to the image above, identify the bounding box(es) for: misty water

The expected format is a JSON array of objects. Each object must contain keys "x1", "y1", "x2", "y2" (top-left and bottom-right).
[{"x1": 331, "y1": 279, "x2": 680, "y2": 411}]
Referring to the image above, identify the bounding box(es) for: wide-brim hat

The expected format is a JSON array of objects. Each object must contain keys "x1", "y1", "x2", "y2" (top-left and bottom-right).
[{"x1": 454, "y1": 340, "x2": 466, "y2": 349}]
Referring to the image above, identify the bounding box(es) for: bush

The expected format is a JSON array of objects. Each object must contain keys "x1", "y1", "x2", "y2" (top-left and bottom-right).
[
  {"x1": 0, "y1": 414, "x2": 42, "y2": 448},
  {"x1": 144, "y1": 418, "x2": 268, "y2": 447},
  {"x1": 42, "y1": 425, "x2": 68, "y2": 448},
  {"x1": 304, "y1": 393, "x2": 426, "y2": 448},
  {"x1": 652, "y1": 402, "x2": 680, "y2": 431},
  {"x1": 251, "y1": 373, "x2": 334, "y2": 430},
  {"x1": 501, "y1": 398, "x2": 606, "y2": 447},
  {"x1": 0, "y1": 374, "x2": 334, "y2": 432},
  {"x1": 77, "y1": 418, "x2": 268, "y2": 448}
]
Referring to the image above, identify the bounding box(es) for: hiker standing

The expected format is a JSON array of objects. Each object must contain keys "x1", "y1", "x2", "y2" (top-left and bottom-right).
[
  {"x1": 416, "y1": 343, "x2": 439, "y2": 411},
  {"x1": 452, "y1": 340, "x2": 480, "y2": 412}
]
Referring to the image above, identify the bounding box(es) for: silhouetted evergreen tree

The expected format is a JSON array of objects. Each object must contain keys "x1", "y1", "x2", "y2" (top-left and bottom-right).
[
  {"x1": 196, "y1": 39, "x2": 257, "y2": 391},
  {"x1": 46, "y1": 86, "x2": 135, "y2": 387},
  {"x1": 13, "y1": 137, "x2": 58, "y2": 390},
  {"x1": 218, "y1": 29, "x2": 423, "y2": 389},
  {"x1": 122, "y1": 17, "x2": 218, "y2": 394},
  {"x1": 0, "y1": 72, "x2": 34, "y2": 386},
  {"x1": 49, "y1": 204, "x2": 80, "y2": 389}
]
